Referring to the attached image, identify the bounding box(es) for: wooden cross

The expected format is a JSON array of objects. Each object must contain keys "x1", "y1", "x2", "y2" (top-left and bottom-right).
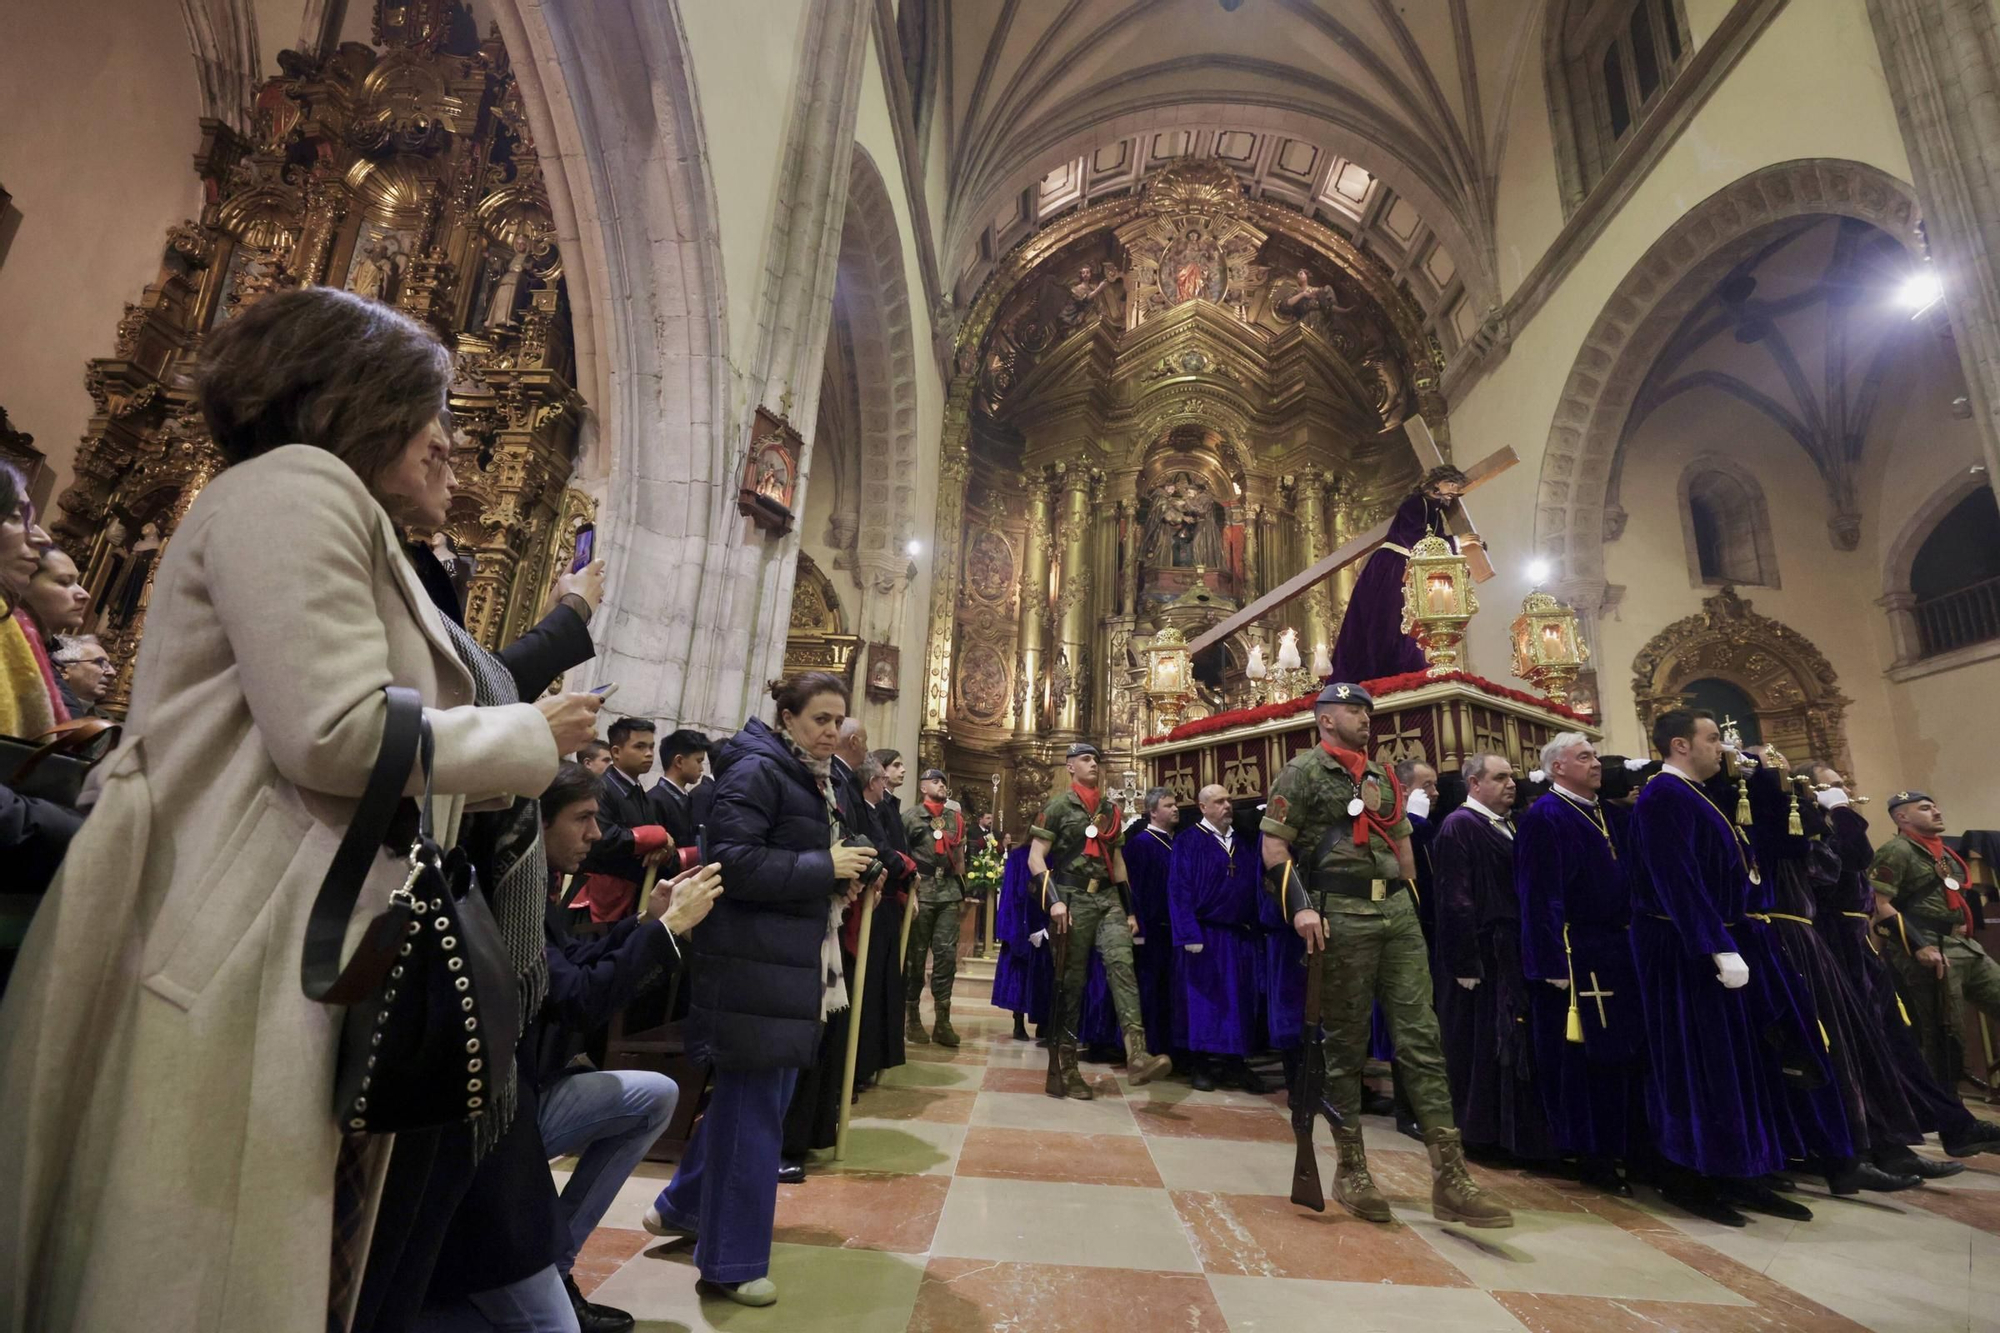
[
  {"x1": 1185, "y1": 416, "x2": 1517, "y2": 656},
  {"x1": 1578, "y1": 971, "x2": 1614, "y2": 1028}
]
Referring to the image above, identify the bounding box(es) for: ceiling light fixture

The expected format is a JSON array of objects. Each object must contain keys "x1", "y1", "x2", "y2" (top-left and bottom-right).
[
  {"x1": 1899, "y1": 269, "x2": 1943, "y2": 317},
  {"x1": 1526, "y1": 558, "x2": 1552, "y2": 586}
]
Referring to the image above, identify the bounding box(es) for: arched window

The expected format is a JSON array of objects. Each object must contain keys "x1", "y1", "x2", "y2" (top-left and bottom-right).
[
  {"x1": 1682, "y1": 676, "x2": 1761, "y2": 746},
  {"x1": 1678, "y1": 458, "x2": 1777, "y2": 588},
  {"x1": 1548, "y1": 0, "x2": 1694, "y2": 209},
  {"x1": 1909, "y1": 487, "x2": 2000, "y2": 658}
]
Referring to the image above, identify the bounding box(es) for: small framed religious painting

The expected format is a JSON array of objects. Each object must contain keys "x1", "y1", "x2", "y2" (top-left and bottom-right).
[
  {"x1": 865, "y1": 642, "x2": 900, "y2": 703},
  {"x1": 738, "y1": 407, "x2": 801, "y2": 535}
]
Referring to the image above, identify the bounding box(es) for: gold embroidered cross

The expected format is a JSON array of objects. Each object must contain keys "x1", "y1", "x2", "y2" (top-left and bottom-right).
[{"x1": 1579, "y1": 972, "x2": 1614, "y2": 1028}]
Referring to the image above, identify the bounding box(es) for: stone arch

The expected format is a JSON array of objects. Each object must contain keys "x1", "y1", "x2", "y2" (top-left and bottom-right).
[
  {"x1": 488, "y1": 0, "x2": 733, "y2": 724},
  {"x1": 834, "y1": 148, "x2": 920, "y2": 592},
  {"x1": 1675, "y1": 451, "x2": 1778, "y2": 589},
  {"x1": 178, "y1": 0, "x2": 260, "y2": 135},
  {"x1": 1535, "y1": 159, "x2": 1921, "y2": 592},
  {"x1": 1879, "y1": 467, "x2": 1998, "y2": 668},
  {"x1": 1629, "y1": 586, "x2": 1852, "y2": 770},
  {"x1": 1541, "y1": 0, "x2": 1697, "y2": 215}
]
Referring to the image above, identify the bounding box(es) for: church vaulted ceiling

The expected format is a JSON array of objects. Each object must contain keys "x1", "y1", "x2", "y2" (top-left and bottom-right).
[{"x1": 939, "y1": 0, "x2": 1537, "y2": 355}]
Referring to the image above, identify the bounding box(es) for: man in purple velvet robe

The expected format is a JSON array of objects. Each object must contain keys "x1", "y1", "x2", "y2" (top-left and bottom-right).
[
  {"x1": 1434, "y1": 753, "x2": 1553, "y2": 1161},
  {"x1": 1628, "y1": 708, "x2": 1813, "y2": 1226},
  {"x1": 1169, "y1": 785, "x2": 1265, "y2": 1091},
  {"x1": 1121, "y1": 790, "x2": 1182, "y2": 1073},
  {"x1": 1514, "y1": 733, "x2": 1645, "y2": 1194},
  {"x1": 1326, "y1": 466, "x2": 1468, "y2": 684},
  {"x1": 992, "y1": 844, "x2": 1042, "y2": 1040}
]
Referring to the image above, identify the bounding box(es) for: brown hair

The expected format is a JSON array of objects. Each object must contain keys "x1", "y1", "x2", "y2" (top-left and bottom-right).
[
  {"x1": 194, "y1": 286, "x2": 453, "y2": 480},
  {"x1": 769, "y1": 671, "x2": 850, "y2": 720}
]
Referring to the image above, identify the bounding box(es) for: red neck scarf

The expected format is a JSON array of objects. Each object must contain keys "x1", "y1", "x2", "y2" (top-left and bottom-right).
[
  {"x1": 1073, "y1": 783, "x2": 1118, "y2": 861},
  {"x1": 1905, "y1": 831, "x2": 1974, "y2": 933},
  {"x1": 1323, "y1": 742, "x2": 1403, "y2": 847},
  {"x1": 924, "y1": 797, "x2": 960, "y2": 850}
]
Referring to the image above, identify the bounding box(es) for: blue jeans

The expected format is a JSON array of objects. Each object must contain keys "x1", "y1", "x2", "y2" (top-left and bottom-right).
[
  {"x1": 539, "y1": 1069, "x2": 679, "y2": 1272},
  {"x1": 653, "y1": 1065, "x2": 799, "y2": 1284},
  {"x1": 417, "y1": 1265, "x2": 576, "y2": 1332}
]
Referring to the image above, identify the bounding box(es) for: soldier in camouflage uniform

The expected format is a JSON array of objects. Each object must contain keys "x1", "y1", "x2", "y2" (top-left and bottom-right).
[
  {"x1": 1869, "y1": 789, "x2": 2000, "y2": 1091},
  {"x1": 1262, "y1": 682, "x2": 1511, "y2": 1228},
  {"x1": 903, "y1": 768, "x2": 967, "y2": 1047},
  {"x1": 1029, "y1": 742, "x2": 1174, "y2": 1099}
]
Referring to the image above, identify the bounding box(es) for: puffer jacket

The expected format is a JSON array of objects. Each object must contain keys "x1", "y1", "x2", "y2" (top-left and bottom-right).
[{"x1": 688, "y1": 716, "x2": 839, "y2": 1069}]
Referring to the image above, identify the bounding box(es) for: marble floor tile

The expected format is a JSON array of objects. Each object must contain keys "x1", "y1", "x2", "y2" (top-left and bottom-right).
[
  {"x1": 1126, "y1": 1077, "x2": 1288, "y2": 1112},
  {"x1": 909, "y1": 1258, "x2": 1230, "y2": 1332},
  {"x1": 844, "y1": 1084, "x2": 979, "y2": 1124},
  {"x1": 1405, "y1": 1205, "x2": 1749, "y2": 1304},
  {"x1": 1207, "y1": 1274, "x2": 1531, "y2": 1333},
  {"x1": 571, "y1": 1226, "x2": 650, "y2": 1298},
  {"x1": 1633, "y1": 1220, "x2": 1906, "y2": 1329},
  {"x1": 956, "y1": 1126, "x2": 1163, "y2": 1187},
  {"x1": 1146, "y1": 1133, "x2": 1338, "y2": 1196},
  {"x1": 1757, "y1": 1197, "x2": 1975, "y2": 1333},
  {"x1": 816, "y1": 1118, "x2": 967, "y2": 1176},
  {"x1": 929, "y1": 1175, "x2": 1201, "y2": 1272},
  {"x1": 1970, "y1": 1226, "x2": 2000, "y2": 1333},
  {"x1": 1902, "y1": 1180, "x2": 2000, "y2": 1235},
  {"x1": 980, "y1": 1064, "x2": 1124, "y2": 1097},
  {"x1": 1132, "y1": 1098, "x2": 1293, "y2": 1143},
  {"x1": 1175, "y1": 1189, "x2": 1477, "y2": 1283},
  {"x1": 590, "y1": 1240, "x2": 924, "y2": 1331},
  {"x1": 772, "y1": 1169, "x2": 951, "y2": 1254},
  {"x1": 969, "y1": 1088, "x2": 1140, "y2": 1136},
  {"x1": 1492, "y1": 1290, "x2": 1867, "y2": 1333},
  {"x1": 875, "y1": 1057, "x2": 982, "y2": 1090}
]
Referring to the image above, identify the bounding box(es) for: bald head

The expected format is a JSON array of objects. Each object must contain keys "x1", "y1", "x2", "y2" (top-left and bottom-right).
[
  {"x1": 1198, "y1": 783, "x2": 1231, "y2": 828},
  {"x1": 835, "y1": 717, "x2": 867, "y2": 766}
]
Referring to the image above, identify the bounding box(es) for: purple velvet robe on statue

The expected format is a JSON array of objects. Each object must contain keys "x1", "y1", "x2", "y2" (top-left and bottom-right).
[
  {"x1": 1514, "y1": 791, "x2": 1645, "y2": 1161},
  {"x1": 1326, "y1": 490, "x2": 1456, "y2": 684},
  {"x1": 1434, "y1": 805, "x2": 1554, "y2": 1159},
  {"x1": 1168, "y1": 821, "x2": 1263, "y2": 1056},
  {"x1": 1122, "y1": 821, "x2": 1181, "y2": 1053},
  {"x1": 1628, "y1": 771, "x2": 1794, "y2": 1178}
]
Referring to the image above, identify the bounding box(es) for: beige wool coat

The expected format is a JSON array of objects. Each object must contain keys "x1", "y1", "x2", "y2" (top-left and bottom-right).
[{"x1": 0, "y1": 445, "x2": 560, "y2": 1332}]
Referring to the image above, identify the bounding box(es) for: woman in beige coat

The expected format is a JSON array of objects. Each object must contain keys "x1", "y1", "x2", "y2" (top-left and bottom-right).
[{"x1": 0, "y1": 288, "x2": 603, "y2": 1332}]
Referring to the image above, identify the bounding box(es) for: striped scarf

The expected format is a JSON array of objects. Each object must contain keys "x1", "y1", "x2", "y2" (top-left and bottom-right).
[{"x1": 778, "y1": 726, "x2": 849, "y2": 1018}]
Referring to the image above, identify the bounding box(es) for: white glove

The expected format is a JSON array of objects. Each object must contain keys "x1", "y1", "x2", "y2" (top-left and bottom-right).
[
  {"x1": 1456, "y1": 976, "x2": 1480, "y2": 990},
  {"x1": 1816, "y1": 787, "x2": 1850, "y2": 809},
  {"x1": 1713, "y1": 951, "x2": 1749, "y2": 988},
  {"x1": 1546, "y1": 978, "x2": 1570, "y2": 990},
  {"x1": 1625, "y1": 757, "x2": 1651, "y2": 771},
  {"x1": 1528, "y1": 769, "x2": 1547, "y2": 783},
  {"x1": 1405, "y1": 788, "x2": 1432, "y2": 819},
  {"x1": 1030, "y1": 929, "x2": 1048, "y2": 948},
  {"x1": 1184, "y1": 942, "x2": 1204, "y2": 954}
]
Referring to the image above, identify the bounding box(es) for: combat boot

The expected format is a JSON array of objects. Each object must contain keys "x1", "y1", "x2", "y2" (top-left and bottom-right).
[
  {"x1": 1123, "y1": 1027, "x2": 1172, "y2": 1085},
  {"x1": 1061, "y1": 1042, "x2": 1093, "y2": 1100},
  {"x1": 905, "y1": 1001, "x2": 931, "y2": 1046},
  {"x1": 931, "y1": 999, "x2": 961, "y2": 1047},
  {"x1": 1331, "y1": 1127, "x2": 1393, "y2": 1222},
  {"x1": 1425, "y1": 1127, "x2": 1514, "y2": 1228}
]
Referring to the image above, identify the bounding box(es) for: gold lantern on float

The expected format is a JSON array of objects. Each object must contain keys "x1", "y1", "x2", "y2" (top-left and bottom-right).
[
  {"x1": 1399, "y1": 535, "x2": 1478, "y2": 676},
  {"x1": 1145, "y1": 625, "x2": 1195, "y2": 731},
  {"x1": 1509, "y1": 589, "x2": 1590, "y2": 704}
]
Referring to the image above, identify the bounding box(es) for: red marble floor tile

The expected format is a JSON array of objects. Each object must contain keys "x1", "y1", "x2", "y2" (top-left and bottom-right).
[
  {"x1": 771, "y1": 1169, "x2": 952, "y2": 1254},
  {"x1": 850, "y1": 1085, "x2": 980, "y2": 1124},
  {"x1": 570, "y1": 1226, "x2": 649, "y2": 1297},
  {"x1": 1131, "y1": 1099, "x2": 1292, "y2": 1143},
  {"x1": 981, "y1": 1065, "x2": 1123, "y2": 1098},
  {"x1": 1170, "y1": 1189, "x2": 1475, "y2": 1284},
  {"x1": 1365, "y1": 1149, "x2": 1594, "y2": 1213},
  {"x1": 903, "y1": 1044, "x2": 990, "y2": 1066},
  {"x1": 1494, "y1": 1291, "x2": 1869, "y2": 1333},
  {"x1": 1901, "y1": 1181, "x2": 2000, "y2": 1235},
  {"x1": 956, "y1": 1127, "x2": 1163, "y2": 1187},
  {"x1": 1626, "y1": 1225, "x2": 1871, "y2": 1326},
  {"x1": 908, "y1": 1258, "x2": 1230, "y2": 1333}
]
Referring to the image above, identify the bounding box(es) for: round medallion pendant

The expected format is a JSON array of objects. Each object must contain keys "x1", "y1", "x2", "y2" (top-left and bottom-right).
[
  {"x1": 1749, "y1": 867, "x2": 1763, "y2": 885},
  {"x1": 1084, "y1": 824, "x2": 1100, "y2": 839},
  {"x1": 1346, "y1": 797, "x2": 1364, "y2": 817},
  {"x1": 1945, "y1": 876, "x2": 1961, "y2": 892}
]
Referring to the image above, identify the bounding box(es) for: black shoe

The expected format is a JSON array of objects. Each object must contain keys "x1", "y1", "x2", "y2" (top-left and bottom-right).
[
  {"x1": 1758, "y1": 1172, "x2": 1798, "y2": 1193},
  {"x1": 564, "y1": 1272, "x2": 636, "y2": 1333},
  {"x1": 1394, "y1": 1115, "x2": 1422, "y2": 1142},
  {"x1": 1190, "y1": 1064, "x2": 1217, "y2": 1092},
  {"x1": 1661, "y1": 1182, "x2": 1748, "y2": 1227},
  {"x1": 1827, "y1": 1161, "x2": 1921, "y2": 1195},
  {"x1": 1012, "y1": 1013, "x2": 1029, "y2": 1040},
  {"x1": 1943, "y1": 1121, "x2": 2000, "y2": 1157},
  {"x1": 1360, "y1": 1088, "x2": 1396, "y2": 1117},
  {"x1": 1723, "y1": 1181, "x2": 1813, "y2": 1221},
  {"x1": 1579, "y1": 1160, "x2": 1633, "y2": 1197},
  {"x1": 1877, "y1": 1148, "x2": 1966, "y2": 1180},
  {"x1": 777, "y1": 1160, "x2": 807, "y2": 1185},
  {"x1": 1234, "y1": 1061, "x2": 1267, "y2": 1095}
]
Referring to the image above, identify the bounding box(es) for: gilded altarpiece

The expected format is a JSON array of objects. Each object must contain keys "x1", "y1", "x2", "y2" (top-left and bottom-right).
[
  {"x1": 925, "y1": 162, "x2": 1448, "y2": 816},
  {"x1": 53, "y1": 0, "x2": 584, "y2": 708}
]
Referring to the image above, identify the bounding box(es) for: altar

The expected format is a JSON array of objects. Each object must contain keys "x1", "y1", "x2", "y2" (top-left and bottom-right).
[{"x1": 1137, "y1": 670, "x2": 1601, "y2": 804}]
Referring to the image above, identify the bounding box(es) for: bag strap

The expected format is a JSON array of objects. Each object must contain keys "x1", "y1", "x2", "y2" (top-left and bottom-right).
[
  {"x1": 11, "y1": 718, "x2": 123, "y2": 785},
  {"x1": 302, "y1": 687, "x2": 425, "y2": 1005}
]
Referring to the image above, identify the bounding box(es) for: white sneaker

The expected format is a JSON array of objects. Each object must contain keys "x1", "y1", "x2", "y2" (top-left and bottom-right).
[{"x1": 642, "y1": 1205, "x2": 696, "y2": 1238}]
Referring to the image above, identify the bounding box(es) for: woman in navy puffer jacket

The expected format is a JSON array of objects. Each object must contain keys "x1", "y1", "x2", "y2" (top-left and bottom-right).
[{"x1": 643, "y1": 670, "x2": 878, "y2": 1307}]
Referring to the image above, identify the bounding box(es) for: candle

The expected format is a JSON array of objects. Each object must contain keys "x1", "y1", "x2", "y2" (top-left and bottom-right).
[
  {"x1": 1311, "y1": 642, "x2": 1332, "y2": 677},
  {"x1": 1246, "y1": 643, "x2": 1268, "y2": 679},
  {"x1": 1277, "y1": 628, "x2": 1302, "y2": 670},
  {"x1": 1426, "y1": 571, "x2": 1455, "y2": 615}
]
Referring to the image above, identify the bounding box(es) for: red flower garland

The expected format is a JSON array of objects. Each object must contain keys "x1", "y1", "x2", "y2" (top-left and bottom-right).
[{"x1": 1142, "y1": 669, "x2": 1590, "y2": 745}]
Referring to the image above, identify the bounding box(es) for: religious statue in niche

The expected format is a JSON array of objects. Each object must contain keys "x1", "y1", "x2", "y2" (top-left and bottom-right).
[
  {"x1": 738, "y1": 407, "x2": 802, "y2": 535},
  {"x1": 1275, "y1": 266, "x2": 1355, "y2": 330},
  {"x1": 865, "y1": 642, "x2": 900, "y2": 703},
  {"x1": 1059, "y1": 262, "x2": 1124, "y2": 332},
  {"x1": 101, "y1": 520, "x2": 164, "y2": 632},
  {"x1": 480, "y1": 246, "x2": 531, "y2": 329},
  {"x1": 217, "y1": 246, "x2": 288, "y2": 323},
  {"x1": 346, "y1": 228, "x2": 408, "y2": 303},
  {"x1": 1162, "y1": 227, "x2": 1225, "y2": 305},
  {"x1": 1142, "y1": 473, "x2": 1225, "y2": 571}
]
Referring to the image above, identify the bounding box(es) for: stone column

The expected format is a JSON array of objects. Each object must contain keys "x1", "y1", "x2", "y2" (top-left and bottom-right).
[
  {"x1": 1868, "y1": 0, "x2": 2000, "y2": 489},
  {"x1": 1292, "y1": 465, "x2": 1333, "y2": 654},
  {"x1": 1013, "y1": 469, "x2": 1055, "y2": 737},
  {"x1": 919, "y1": 432, "x2": 970, "y2": 758},
  {"x1": 1878, "y1": 589, "x2": 1923, "y2": 666},
  {"x1": 1243, "y1": 502, "x2": 1263, "y2": 601},
  {"x1": 1052, "y1": 462, "x2": 1099, "y2": 735}
]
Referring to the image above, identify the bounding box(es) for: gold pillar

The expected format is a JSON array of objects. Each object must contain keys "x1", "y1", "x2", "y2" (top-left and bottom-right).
[
  {"x1": 920, "y1": 405, "x2": 973, "y2": 770},
  {"x1": 1053, "y1": 461, "x2": 1098, "y2": 735},
  {"x1": 1014, "y1": 469, "x2": 1055, "y2": 736},
  {"x1": 1243, "y1": 502, "x2": 1263, "y2": 600},
  {"x1": 1120, "y1": 495, "x2": 1142, "y2": 618},
  {"x1": 1292, "y1": 465, "x2": 1333, "y2": 653},
  {"x1": 1329, "y1": 480, "x2": 1359, "y2": 628}
]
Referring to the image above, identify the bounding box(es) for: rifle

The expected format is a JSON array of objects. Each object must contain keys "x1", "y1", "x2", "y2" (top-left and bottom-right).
[
  {"x1": 1287, "y1": 868, "x2": 1344, "y2": 1211},
  {"x1": 1043, "y1": 871, "x2": 1071, "y2": 1098}
]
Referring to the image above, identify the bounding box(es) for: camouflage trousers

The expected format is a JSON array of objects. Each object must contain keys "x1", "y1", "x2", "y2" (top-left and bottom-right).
[
  {"x1": 1890, "y1": 935, "x2": 2000, "y2": 1090},
  {"x1": 1054, "y1": 887, "x2": 1143, "y2": 1042},
  {"x1": 905, "y1": 889, "x2": 961, "y2": 1004},
  {"x1": 1314, "y1": 890, "x2": 1456, "y2": 1129}
]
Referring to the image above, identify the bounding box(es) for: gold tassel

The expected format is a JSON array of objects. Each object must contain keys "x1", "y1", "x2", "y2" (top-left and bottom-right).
[
  {"x1": 1787, "y1": 793, "x2": 1804, "y2": 836},
  {"x1": 1896, "y1": 993, "x2": 1912, "y2": 1026},
  {"x1": 1817, "y1": 1018, "x2": 1830, "y2": 1051},
  {"x1": 1735, "y1": 783, "x2": 1752, "y2": 827},
  {"x1": 1563, "y1": 923, "x2": 1584, "y2": 1044}
]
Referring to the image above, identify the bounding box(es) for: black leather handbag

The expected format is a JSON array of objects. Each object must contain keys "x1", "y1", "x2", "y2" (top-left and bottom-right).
[
  {"x1": 0, "y1": 716, "x2": 121, "y2": 808},
  {"x1": 300, "y1": 686, "x2": 521, "y2": 1133}
]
